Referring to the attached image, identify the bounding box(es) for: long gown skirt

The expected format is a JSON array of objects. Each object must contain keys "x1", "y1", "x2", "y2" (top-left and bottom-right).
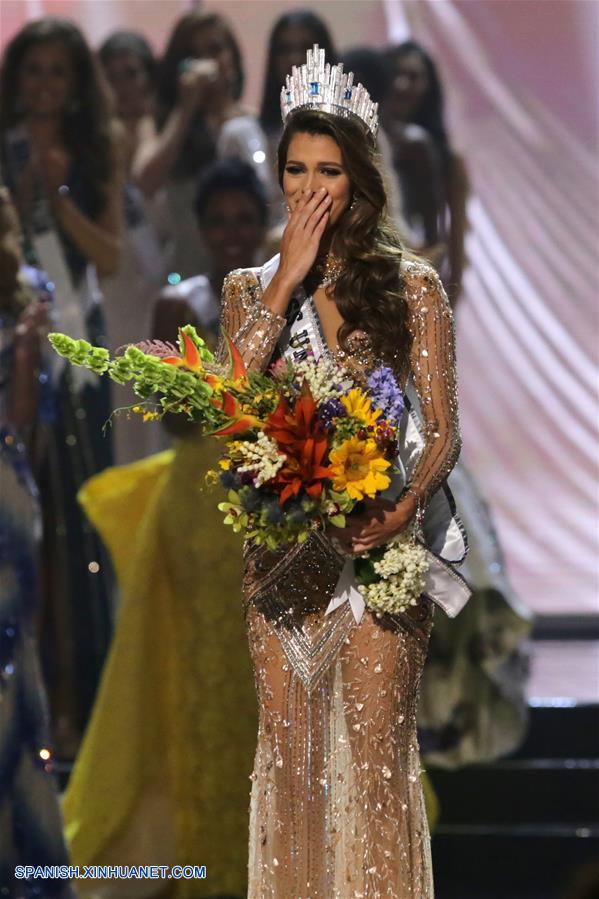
[{"x1": 244, "y1": 532, "x2": 435, "y2": 899}]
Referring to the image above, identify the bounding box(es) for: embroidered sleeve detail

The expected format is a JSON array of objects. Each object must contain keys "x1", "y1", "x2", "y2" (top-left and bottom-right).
[
  {"x1": 403, "y1": 261, "x2": 461, "y2": 501},
  {"x1": 216, "y1": 269, "x2": 287, "y2": 372}
]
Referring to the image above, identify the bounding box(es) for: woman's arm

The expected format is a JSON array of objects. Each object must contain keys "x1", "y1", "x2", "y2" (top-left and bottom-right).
[
  {"x1": 217, "y1": 269, "x2": 287, "y2": 373},
  {"x1": 44, "y1": 138, "x2": 125, "y2": 277},
  {"x1": 343, "y1": 263, "x2": 461, "y2": 554},
  {"x1": 446, "y1": 152, "x2": 470, "y2": 307},
  {"x1": 133, "y1": 62, "x2": 218, "y2": 197},
  {"x1": 132, "y1": 105, "x2": 194, "y2": 198},
  {"x1": 6, "y1": 300, "x2": 48, "y2": 433},
  {"x1": 403, "y1": 262, "x2": 462, "y2": 502}
]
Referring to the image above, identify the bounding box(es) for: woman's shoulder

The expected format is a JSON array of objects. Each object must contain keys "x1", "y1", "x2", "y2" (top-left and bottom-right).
[
  {"x1": 400, "y1": 256, "x2": 450, "y2": 310},
  {"x1": 401, "y1": 255, "x2": 442, "y2": 285},
  {"x1": 223, "y1": 254, "x2": 280, "y2": 295}
]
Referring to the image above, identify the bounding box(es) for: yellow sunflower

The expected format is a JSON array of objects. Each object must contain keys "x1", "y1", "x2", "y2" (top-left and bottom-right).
[
  {"x1": 329, "y1": 437, "x2": 391, "y2": 500},
  {"x1": 341, "y1": 388, "x2": 381, "y2": 428}
]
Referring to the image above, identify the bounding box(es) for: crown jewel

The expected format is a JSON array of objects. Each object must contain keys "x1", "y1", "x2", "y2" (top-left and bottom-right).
[{"x1": 280, "y1": 44, "x2": 379, "y2": 139}]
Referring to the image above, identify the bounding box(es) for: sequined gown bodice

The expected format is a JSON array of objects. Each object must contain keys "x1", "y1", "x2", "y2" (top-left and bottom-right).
[{"x1": 218, "y1": 257, "x2": 460, "y2": 899}]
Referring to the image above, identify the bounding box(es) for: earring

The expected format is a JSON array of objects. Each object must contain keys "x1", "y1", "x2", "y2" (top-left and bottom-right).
[{"x1": 350, "y1": 195, "x2": 359, "y2": 210}]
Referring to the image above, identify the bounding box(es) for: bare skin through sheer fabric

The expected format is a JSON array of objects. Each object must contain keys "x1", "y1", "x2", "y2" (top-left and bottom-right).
[
  {"x1": 247, "y1": 594, "x2": 433, "y2": 898},
  {"x1": 217, "y1": 257, "x2": 460, "y2": 897}
]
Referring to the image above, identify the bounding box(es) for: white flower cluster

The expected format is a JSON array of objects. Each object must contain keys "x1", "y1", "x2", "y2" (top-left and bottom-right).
[
  {"x1": 293, "y1": 357, "x2": 349, "y2": 404},
  {"x1": 237, "y1": 432, "x2": 285, "y2": 486},
  {"x1": 359, "y1": 531, "x2": 429, "y2": 617}
]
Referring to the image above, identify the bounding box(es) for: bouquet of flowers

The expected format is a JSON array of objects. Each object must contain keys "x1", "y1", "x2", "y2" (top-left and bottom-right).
[{"x1": 49, "y1": 325, "x2": 428, "y2": 615}]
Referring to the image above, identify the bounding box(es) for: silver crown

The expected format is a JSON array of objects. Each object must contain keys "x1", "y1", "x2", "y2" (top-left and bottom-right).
[{"x1": 280, "y1": 44, "x2": 379, "y2": 139}]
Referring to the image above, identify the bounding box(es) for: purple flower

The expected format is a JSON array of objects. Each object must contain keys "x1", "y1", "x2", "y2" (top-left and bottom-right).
[
  {"x1": 367, "y1": 367, "x2": 405, "y2": 428},
  {"x1": 318, "y1": 397, "x2": 345, "y2": 431},
  {"x1": 219, "y1": 469, "x2": 242, "y2": 489}
]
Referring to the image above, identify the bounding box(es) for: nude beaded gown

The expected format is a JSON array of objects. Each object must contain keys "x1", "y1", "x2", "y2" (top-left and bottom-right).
[{"x1": 218, "y1": 256, "x2": 461, "y2": 899}]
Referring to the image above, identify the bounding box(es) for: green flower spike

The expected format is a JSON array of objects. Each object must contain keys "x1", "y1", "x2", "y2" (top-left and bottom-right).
[{"x1": 48, "y1": 333, "x2": 110, "y2": 375}]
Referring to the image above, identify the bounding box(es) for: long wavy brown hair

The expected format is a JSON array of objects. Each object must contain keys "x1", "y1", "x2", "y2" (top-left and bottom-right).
[{"x1": 277, "y1": 109, "x2": 411, "y2": 365}]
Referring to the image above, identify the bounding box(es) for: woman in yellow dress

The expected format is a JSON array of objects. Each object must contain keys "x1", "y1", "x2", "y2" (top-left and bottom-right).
[{"x1": 63, "y1": 159, "x2": 269, "y2": 898}]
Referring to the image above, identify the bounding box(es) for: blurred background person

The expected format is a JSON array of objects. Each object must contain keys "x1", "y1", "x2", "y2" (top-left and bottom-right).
[
  {"x1": 340, "y1": 45, "x2": 411, "y2": 240},
  {"x1": 153, "y1": 157, "x2": 270, "y2": 340},
  {"x1": 98, "y1": 30, "x2": 169, "y2": 465},
  {"x1": 0, "y1": 16, "x2": 123, "y2": 758},
  {"x1": 98, "y1": 30, "x2": 157, "y2": 174},
  {"x1": 383, "y1": 39, "x2": 469, "y2": 305},
  {"x1": 134, "y1": 10, "x2": 271, "y2": 281},
  {"x1": 63, "y1": 159, "x2": 268, "y2": 899},
  {"x1": 0, "y1": 187, "x2": 73, "y2": 898}
]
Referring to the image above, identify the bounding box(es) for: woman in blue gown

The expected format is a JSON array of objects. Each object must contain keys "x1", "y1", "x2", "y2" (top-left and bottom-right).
[
  {"x1": 0, "y1": 187, "x2": 73, "y2": 897},
  {"x1": 0, "y1": 17, "x2": 125, "y2": 756}
]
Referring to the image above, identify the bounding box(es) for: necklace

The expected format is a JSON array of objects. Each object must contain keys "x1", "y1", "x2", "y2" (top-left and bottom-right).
[{"x1": 314, "y1": 254, "x2": 344, "y2": 289}]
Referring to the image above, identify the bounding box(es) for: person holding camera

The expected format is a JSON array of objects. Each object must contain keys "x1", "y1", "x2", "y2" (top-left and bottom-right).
[{"x1": 134, "y1": 11, "x2": 272, "y2": 280}]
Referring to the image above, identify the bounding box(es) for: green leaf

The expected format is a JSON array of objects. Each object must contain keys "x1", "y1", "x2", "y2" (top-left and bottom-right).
[
  {"x1": 329, "y1": 514, "x2": 346, "y2": 528},
  {"x1": 354, "y1": 557, "x2": 378, "y2": 586}
]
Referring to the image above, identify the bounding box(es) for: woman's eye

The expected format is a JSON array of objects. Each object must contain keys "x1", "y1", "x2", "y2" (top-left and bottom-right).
[
  {"x1": 285, "y1": 165, "x2": 302, "y2": 175},
  {"x1": 322, "y1": 168, "x2": 341, "y2": 177}
]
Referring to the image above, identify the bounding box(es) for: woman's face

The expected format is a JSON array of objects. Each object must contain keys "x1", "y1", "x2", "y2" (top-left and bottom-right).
[
  {"x1": 387, "y1": 50, "x2": 429, "y2": 122},
  {"x1": 199, "y1": 190, "x2": 265, "y2": 273},
  {"x1": 188, "y1": 23, "x2": 236, "y2": 96},
  {"x1": 283, "y1": 132, "x2": 351, "y2": 229},
  {"x1": 274, "y1": 24, "x2": 318, "y2": 85},
  {"x1": 102, "y1": 50, "x2": 151, "y2": 120},
  {"x1": 18, "y1": 40, "x2": 75, "y2": 119}
]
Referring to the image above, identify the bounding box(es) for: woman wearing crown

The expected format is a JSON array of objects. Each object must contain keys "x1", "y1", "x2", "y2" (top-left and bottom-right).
[{"x1": 219, "y1": 46, "x2": 463, "y2": 898}]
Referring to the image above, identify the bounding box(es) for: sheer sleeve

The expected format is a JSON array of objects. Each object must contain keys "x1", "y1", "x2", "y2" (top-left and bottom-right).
[
  {"x1": 216, "y1": 269, "x2": 286, "y2": 372},
  {"x1": 403, "y1": 261, "x2": 461, "y2": 502}
]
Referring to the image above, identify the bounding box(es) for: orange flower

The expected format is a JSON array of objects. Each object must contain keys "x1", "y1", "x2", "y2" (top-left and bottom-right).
[
  {"x1": 207, "y1": 332, "x2": 261, "y2": 436},
  {"x1": 211, "y1": 393, "x2": 263, "y2": 436},
  {"x1": 265, "y1": 389, "x2": 331, "y2": 504},
  {"x1": 163, "y1": 331, "x2": 204, "y2": 372}
]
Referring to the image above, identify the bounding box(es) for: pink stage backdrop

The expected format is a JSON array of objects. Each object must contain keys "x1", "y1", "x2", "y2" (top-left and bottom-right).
[{"x1": 2, "y1": 0, "x2": 597, "y2": 615}]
